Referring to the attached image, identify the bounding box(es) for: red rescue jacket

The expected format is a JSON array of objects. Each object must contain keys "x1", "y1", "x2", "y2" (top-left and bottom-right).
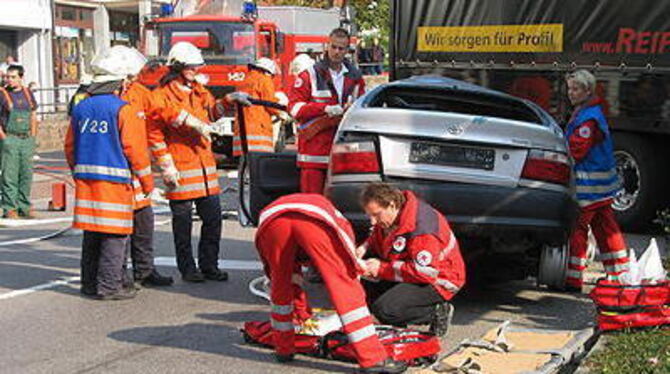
[
  {"x1": 364, "y1": 191, "x2": 466, "y2": 300},
  {"x1": 287, "y1": 60, "x2": 365, "y2": 169}
]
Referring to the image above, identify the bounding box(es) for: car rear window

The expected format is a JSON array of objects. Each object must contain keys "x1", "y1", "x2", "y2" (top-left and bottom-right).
[{"x1": 365, "y1": 86, "x2": 543, "y2": 125}]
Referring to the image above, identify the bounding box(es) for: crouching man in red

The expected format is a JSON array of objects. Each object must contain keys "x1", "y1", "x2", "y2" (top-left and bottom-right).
[
  {"x1": 255, "y1": 193, "x2": 407, "y2": 374},
  {"x1": 358, "y1": 183, "x2": 466, "y2": 337}
]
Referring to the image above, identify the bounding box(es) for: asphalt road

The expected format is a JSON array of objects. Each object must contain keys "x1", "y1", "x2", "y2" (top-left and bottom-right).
[{"x1": 1, "y1": 169, "x2": 663, "y2": 374}]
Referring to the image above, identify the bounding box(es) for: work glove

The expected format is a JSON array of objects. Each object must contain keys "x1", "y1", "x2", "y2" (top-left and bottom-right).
[
  {"x1": 183, "y1": 114, "x2": 215, "y2": 142},
  {"x1": 227, "y1": 91, "x2": 252, "y2": 107},
  {"x1": 156, "y1": 155, "x2": 180, "y2": 190},
  {"x1": 324, "y1": 104, "x2": 344, "y2": 117}
]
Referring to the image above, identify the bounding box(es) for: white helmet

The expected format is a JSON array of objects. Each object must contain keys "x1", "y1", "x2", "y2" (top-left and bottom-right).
[
  {"x1": 167, "y1": 42, "x2": 204, "y2": 66},
  {"x1": 289, "y1": 53, "x2": 315, "y2": 75},
  {"x1": 90, "y1": 45, "x2": 147, "y2": 83},
  {"x1": 251, "y1": 57, "x2": 277, "y2": 75}
]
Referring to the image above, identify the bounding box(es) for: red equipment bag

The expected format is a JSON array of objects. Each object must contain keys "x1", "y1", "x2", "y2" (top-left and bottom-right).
[
  {"x1": 589, "y1": 279, "x2": 670, "y2": 311},
  {"x1": 596, "y1": 307, "x2": 670, "y2": 331},
  {"x1": 321, "y1": 326, "x2": 441, "y2": 366},
  {"x1": 589, "y1": 279, "x2": 670, "y2": 331},
  {"x1": 241, "y1": 321, "x2": 440, "y2": 366}
]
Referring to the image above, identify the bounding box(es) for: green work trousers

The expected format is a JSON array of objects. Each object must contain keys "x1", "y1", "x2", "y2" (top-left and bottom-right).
[{"x1": 0, "y1": 135, "x2": 35, "y2": 214}]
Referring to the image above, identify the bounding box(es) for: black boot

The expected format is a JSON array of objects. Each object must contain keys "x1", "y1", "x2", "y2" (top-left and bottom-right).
[
  {"x1": 182, "y1": 270, "x2": 206, "y2": 283},
  {"x1": 358, "y1": 358, "x2": 407, "y2": 374},
  {"x1": 140, "y1": 270, "x2": 174, "y2": 287},
  {"x1": 202, "y1": 269, "x2": 229, "y2": 281},
  {"x1": 429, "y1": 302, "x2": 454, "y2": 337}
]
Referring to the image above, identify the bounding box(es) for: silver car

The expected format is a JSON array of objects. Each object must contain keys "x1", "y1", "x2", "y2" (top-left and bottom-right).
[{"x1": 241, "y1": 75, "x2": 578, "y2": 288}]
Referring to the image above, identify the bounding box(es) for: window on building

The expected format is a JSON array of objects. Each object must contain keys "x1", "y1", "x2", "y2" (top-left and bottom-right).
[{"x1": 0, "y1": 30, "x2": 17, "y2": 63}]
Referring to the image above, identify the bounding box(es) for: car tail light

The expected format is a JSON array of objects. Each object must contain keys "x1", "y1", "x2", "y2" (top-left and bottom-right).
[
  {"x1": 330, "y1": 141, "x2": 380, "y2": 175},
  {"x1": 521, "y1": 150, "x2": 570, "y2": 186}
]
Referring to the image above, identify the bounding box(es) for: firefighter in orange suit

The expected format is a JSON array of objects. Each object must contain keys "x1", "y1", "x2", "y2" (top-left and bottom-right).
[
  {"x1": 65, "y1": 46, "x2": 154, "y2": 300},
  {"x1": 147, "y1": 42, "x2": 228, "y2": 283},
  {"x1": 359, "y1": 183, "x2": 466, "y2": 337},
  {"x1": 288, "y1": 28, "x2": 365, "y2": 194},
  {"x1": 255, "y1": 193, "x2": 407, "y2": 373},
  {"x1": 121, "y1": 60, "x2": 174, "y2": 287},
  {"x1": 230, "y1": 58, "x2": 284, "y2": 156}
]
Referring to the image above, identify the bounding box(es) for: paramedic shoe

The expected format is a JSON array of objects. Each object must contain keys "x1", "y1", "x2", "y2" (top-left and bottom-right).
[
  {"x1": 203, "y1": 269, "x2": 229, "y2": 281},
  {"x1": 140, "y1": 270, "x2": 174, "y2": 287},
  {"x1": 182, "y1": 271, "x2": 206, "y2": 283},
  {"x1": 358, "y1": 358, "x2": 408, "y2": 374},
  {"x1": 429, "y1": 302, "x2": 454, "y2": 337},
  {"x1": 273, "y1": 353, "x2": 295, "y2": 363}
]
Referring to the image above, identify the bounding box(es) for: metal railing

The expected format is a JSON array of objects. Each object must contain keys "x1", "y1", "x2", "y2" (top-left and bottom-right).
[{"x1": 32, "y1": 86, "x2": 79, "y2": 116}]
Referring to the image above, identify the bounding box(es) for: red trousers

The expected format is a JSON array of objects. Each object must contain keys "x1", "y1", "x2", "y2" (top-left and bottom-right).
[
  {"x1": 256, "y1": 213, "x2": 388, "y2": 368},
  {"x1": 300, "y1": 168, "x2": 326, "y2": 194},
  {"x1": 567, "y1": 201, "x2": 629, "y2": 287}
]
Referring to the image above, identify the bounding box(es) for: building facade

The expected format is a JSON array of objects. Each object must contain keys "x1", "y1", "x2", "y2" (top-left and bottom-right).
[{"x1": 0, "y1": 0, "x2": 54, "y2": 91}]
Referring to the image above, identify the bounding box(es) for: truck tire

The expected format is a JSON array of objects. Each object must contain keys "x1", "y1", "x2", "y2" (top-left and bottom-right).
[
  {"x1": 536, "y1": 244, "x2": 568, "y2": 290},
  {"x1": 611, "y1": 133, "x2": 661, "y2": 232}
]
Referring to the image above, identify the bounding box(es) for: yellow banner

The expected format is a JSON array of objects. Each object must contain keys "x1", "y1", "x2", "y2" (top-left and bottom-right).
[{"x1": 418, "y1": 24, "x2": 563, "y2": 53}]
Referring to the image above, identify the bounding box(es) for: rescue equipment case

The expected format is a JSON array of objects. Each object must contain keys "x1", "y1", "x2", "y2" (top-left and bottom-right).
[
  {"x1": 241, "y1": 321, "x2": 441, "y2": 366},
  {"x1": 589, "y1": 279, "x2": 670, "y2": 331}
]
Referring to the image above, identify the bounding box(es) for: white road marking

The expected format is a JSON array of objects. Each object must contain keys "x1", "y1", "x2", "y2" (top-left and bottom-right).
[
  {"x1": 153, "y1": 256, "x2": 262, "y2": 270},
  {"x1": 0, "y1": 217, "x2": 73, "y2": 227},
  {"x1": 0, "y1": 257, "x2": 262, "y2": 301},
  {"x1": 0, "y1": 276, "x2": 80, "y2": 300}
]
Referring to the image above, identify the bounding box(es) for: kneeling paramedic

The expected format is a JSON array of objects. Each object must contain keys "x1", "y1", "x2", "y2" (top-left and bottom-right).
[
  {"x1": 358, "y1": 183, "x2": 466, "y2": 336},
  {"x1": 255, "y1": 193, "x2": 407, "y2": 373},
  {"x1": 65, "y1": 46, "x2": 154, "y2": 300}
]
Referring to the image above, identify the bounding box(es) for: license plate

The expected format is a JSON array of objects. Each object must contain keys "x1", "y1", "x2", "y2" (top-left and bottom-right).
[{"x1": 409, "y1": 142, "x2": 495, "y2": 170}]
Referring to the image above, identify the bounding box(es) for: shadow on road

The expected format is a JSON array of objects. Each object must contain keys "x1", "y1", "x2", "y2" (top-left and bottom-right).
[{"x1": 108, "y1": 322, "x2": 355, "y2": 373}]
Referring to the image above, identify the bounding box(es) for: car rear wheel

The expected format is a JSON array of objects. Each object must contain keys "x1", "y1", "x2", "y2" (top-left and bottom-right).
[{"x1": 537, "y1": 244, "x2": 568, "y2": 290}]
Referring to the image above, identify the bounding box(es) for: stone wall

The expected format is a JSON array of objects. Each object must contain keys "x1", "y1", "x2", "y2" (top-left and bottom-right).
[{"x1": 36, "y1": 114, "x2": 69, "y2": 153}]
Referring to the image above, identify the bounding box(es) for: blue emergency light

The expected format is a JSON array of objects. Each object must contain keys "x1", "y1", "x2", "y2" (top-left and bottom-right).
[
  {"x1": 160, "y1": 4, "x2": 174, "y2": 17},
  {"x1": 242, "y1": 1, "x2": 258, "y2": 20}
]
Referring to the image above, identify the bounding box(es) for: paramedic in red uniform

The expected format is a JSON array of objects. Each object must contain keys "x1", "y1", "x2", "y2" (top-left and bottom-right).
[
  {"x1": 358, "y1": 183, "x2": 466, "y2": 337},
  {"x1": 255, "y1": 193, "x2": 407, "y2": 374},
  {"x1": 564, "y1": 70, "x2": 629, "y2": 291},
  {"x1": 288, "y1": 28, "x2": 365, "y2": 194}
]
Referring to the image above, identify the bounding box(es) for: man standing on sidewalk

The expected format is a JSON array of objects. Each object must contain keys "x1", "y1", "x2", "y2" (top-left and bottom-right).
[{"x1": 0, "y1": 65, "x2": 38, "y2": 219}]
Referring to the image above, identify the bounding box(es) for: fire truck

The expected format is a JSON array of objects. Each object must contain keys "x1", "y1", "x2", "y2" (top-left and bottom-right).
[{"x1": 139, "y1": 0, "x2": 342, "y2": 157}]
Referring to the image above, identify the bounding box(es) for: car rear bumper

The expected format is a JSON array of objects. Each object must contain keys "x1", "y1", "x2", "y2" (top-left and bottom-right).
[{"x1": 325, "y1": 179, "x2": 579, "y2": 244}]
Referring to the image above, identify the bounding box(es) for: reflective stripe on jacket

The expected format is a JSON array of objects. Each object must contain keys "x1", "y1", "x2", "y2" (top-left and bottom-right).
[
  {"x1": 566, "y1": 102, "x2": 620, "y2": 207},
  {"x1": 148, "y1": 80, "x2": 220, "y2": 200},
  {"x1": 365, "y1": 191, "x2": 466, "y2": 300}
]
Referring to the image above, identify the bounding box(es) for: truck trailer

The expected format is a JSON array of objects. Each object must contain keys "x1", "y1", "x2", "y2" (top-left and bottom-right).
[{"x1": 390, "y1": 0, "x2": 670, "y2": 231}]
